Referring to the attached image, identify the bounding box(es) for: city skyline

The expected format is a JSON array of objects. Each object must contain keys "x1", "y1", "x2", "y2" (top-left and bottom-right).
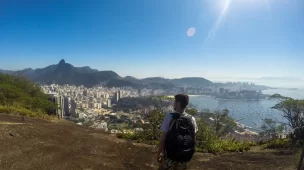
[{"x1": 1, "y1": 0, "x2": 303, "y2": 81}]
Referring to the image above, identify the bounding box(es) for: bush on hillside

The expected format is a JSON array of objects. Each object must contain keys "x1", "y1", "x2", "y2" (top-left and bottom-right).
[
  {"x1": 117, "y1": 112, "x2": 254, "y2": 153},
  {"x1": 262, "y1": 138, "x2": 295, "y2": 149},
  {"x1": 195, "y1": 119, "x2": 252, "y2": 153},
  {"x1": 196, "y1": 139, "x2": 251, "y2": 153},
  {"x1": 116, "y1": 132, "x2": 159, "y2": 145},
  {"x1": 0, "y1": 73, "x2": 56, "y2": 117},
  {"x1": 117, "y1": 133, "x2": 138, "y2": 140},
  {"x1": 0, "y1": 105, "x2": 52, "y2": 119}
]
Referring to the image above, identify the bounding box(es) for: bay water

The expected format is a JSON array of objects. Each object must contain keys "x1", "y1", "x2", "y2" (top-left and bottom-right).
[{"x1": 190, "y1": 89, "x2": 304, "y2": 130}]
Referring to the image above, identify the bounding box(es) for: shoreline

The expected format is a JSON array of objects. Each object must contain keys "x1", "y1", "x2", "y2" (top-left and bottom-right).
[{"x1": 167, "y1": 94, "x2": 269, "y2": 101}]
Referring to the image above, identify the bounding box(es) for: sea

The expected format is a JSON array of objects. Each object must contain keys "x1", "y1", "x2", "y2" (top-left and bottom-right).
[{"x1": 190, "y1": 89, "x2": 304, "y2": 131}]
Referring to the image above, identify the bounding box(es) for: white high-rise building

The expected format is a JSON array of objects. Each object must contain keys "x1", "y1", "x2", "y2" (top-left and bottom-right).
[
  {"x1": 56, "y1": 95, "x2": 64, "y2": 118},
  {"x1": 97, "y1": 103, "x2": 102, "y2": 109},
  {"x1": 107, "y1": 99, "x2": 111, "y2": 108},
  {"x1": 119, "y1": 90, "x2": 122, "y2": 99},
  {"x1": 81, "y1": 103, "x2": 87, "y2": 108},
  {"x1": 115, "y1": 91, "x2": 120, "y2": 102}
]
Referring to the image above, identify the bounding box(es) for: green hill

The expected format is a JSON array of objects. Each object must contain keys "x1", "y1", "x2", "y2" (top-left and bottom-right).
[{"x1": 0, "y1": 73, "x2": 56, "y2": 117}]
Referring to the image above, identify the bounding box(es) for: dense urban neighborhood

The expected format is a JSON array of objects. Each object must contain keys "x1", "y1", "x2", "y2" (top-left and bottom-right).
[{"x1": 42, "y1": 83, "x2": 270, "y2": 137}]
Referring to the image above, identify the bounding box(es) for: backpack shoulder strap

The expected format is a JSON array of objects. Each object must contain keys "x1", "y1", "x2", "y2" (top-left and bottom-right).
[
  {"x1": 182, "y1": 114, "x2": 192, "y2": 119},
  {"x1": 179, "y1": 113, "x2": 192, "y2": 123},
  {"x1": 180, "y1": 114, "x2": 195, "y2": 133},
  {"x1": 170, "y1": 112, "x2": 181, "y2": 119},
  {"x1": 168, "y1": 113, "x2": 180, "y2": 132}
]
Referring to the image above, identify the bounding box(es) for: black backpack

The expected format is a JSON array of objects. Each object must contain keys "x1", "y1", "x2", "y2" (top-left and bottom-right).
[{"x1": 165, "y1": 113, "x2": 196, "y2": 162}]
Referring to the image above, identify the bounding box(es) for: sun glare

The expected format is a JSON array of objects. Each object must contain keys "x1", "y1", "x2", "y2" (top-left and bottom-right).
[
  {"x1": 205, "y1": 0, "x2": 271, "y2": 43},
  {"x1": 205, "y1": 0, "x2": 231, "y2": 42}
]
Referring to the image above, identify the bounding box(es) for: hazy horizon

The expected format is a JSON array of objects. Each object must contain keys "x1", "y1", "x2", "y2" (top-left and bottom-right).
[
  {"x1": 1, "y1": 59, "x2": 304, "y2": 88},
  {"x1": 1, "y1": 0, "x2": 303, "y2": 87}
]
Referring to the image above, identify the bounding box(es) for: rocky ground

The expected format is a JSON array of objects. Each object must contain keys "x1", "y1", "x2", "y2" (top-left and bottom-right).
[{"x1": 0, "y1": 114, "x2": 296, "y2": 170}]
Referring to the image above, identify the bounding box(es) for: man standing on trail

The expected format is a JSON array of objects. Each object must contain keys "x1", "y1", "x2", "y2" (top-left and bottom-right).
[{"x1": 157, "y1": 94, "x2": 198, "y2": 170}]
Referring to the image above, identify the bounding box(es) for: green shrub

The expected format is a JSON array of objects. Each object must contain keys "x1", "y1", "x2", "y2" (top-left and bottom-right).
[
  {"x1": 117, "y1": 131, "x2": 253, "y2": 153},
  {"x1": 262, "y1": 138, "x2": 293, "y2": 149},
  {"x1": 196, "y1": 139, "x2": 252, "y2": 153},
  {"x1": 194, "y1": 119, "x2": 250, "y2": 153},
  {"x1": 116, "y1": 115, "x2": 255, "y2": 153},
  {"x1": 117, "y1": 133, "x2": 139, "y2": 140},
  {"x1": 246, "y1": 141, "x2": 258, "y2": 147},
  {"x1": 196, "y1": 140, "x2": 222, "y2": 153},
  {"x1": 0, "y1": 105, "x2": 53, "y2": 120},
  {"x1": 220, "y1": 140, "x2": 251, "y2": 152}
]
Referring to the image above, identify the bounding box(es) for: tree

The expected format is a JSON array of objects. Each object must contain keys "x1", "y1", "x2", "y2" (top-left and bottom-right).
[
  {"x1": 271, "y1": 94, "x2": 304, "y2": 129},
  {"x1": 270, "y1": 94, "x2": 304, "y2": 170},
  {"x1": 260, "y1": 118, "x2": 286, "y2": 139},
  {"x1": 207, "y1": 109, "x2": 237, "y2": 137},
  {"x1": 143, "y1": 109, "x2": 166, "y2": 142}
]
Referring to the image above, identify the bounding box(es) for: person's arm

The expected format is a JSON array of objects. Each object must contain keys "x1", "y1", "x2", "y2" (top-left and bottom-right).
[
  {"x1": 192, "y1": 117, "x2": 198, "y2": 134},
  {"x1": 157, "y1": 113, "x2": 170, "y2": 163},
  {"x1": 157, "y1": 132, "x2": 167, "y2": 162}
]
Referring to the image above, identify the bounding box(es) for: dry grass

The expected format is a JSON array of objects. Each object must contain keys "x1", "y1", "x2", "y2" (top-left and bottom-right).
[{"x1": 0, "y1": 105, "x2": 59, "y2": 121}]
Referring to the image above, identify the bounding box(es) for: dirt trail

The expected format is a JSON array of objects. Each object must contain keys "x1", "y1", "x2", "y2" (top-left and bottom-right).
[{"x1": 0, "y1": 114, "x2": 296, "y2": 170}]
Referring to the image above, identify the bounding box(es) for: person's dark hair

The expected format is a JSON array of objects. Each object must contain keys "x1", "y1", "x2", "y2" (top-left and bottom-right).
[{"x1": 174, "y1": 94, "x2": 189, "y2": 109}]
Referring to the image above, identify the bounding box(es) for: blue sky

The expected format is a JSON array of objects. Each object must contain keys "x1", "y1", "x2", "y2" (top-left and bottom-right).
[{"x1": 0, "y1": 0, "x2": 303, "y2": 81}]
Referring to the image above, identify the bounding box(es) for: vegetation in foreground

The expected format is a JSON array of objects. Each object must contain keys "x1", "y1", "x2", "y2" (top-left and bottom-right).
[
  {"x1": 0, "y1": 73, "x2": 57, "y2": 118},
  {"x1": 261, "y1": 138, "x2": 294, "y2": 149},
  {"x1": 117, "y1": 94, "x2": 304, "y2": 159},
  {"x1": 117, "y1": 107, "x2": 254, "y2": 153}
]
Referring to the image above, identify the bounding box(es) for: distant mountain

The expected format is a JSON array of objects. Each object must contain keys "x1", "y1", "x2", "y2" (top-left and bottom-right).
[
  {"x1": 0, "y1": 59, "x2": 214, "y2": 88},
  {"x1": 171, "y1": 77, "x2": 213, "y2": 87},
  {"x1": 78, "y1": 66, "x2": 99, "y2": 73},
  {"x1": 31, "y1": 59, "x2": 126, "y2": 87},
  {"x1": 142, "y1": 77, "x2": 170, "y2": 84},
  {"x1": 138, "y1": 77, "x2": 212, "y2": 88},
  {"x1": 106, "y1": 79, "x2": 138, "y2": 88},
  {"x1": 0, "y1": 69, "x2": 15, "y2": 74},
  {"x1": 124, "y1": 76, "x2": 139, "y2": 81},
  {"x1": 0, "y1": 60, "x2": 125, "y2": 87}
]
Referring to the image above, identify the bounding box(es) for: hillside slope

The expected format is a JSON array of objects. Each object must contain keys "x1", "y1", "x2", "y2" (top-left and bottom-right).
[{"x1": 0, "y1": 114, "x2": 295, "y2": 170}]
